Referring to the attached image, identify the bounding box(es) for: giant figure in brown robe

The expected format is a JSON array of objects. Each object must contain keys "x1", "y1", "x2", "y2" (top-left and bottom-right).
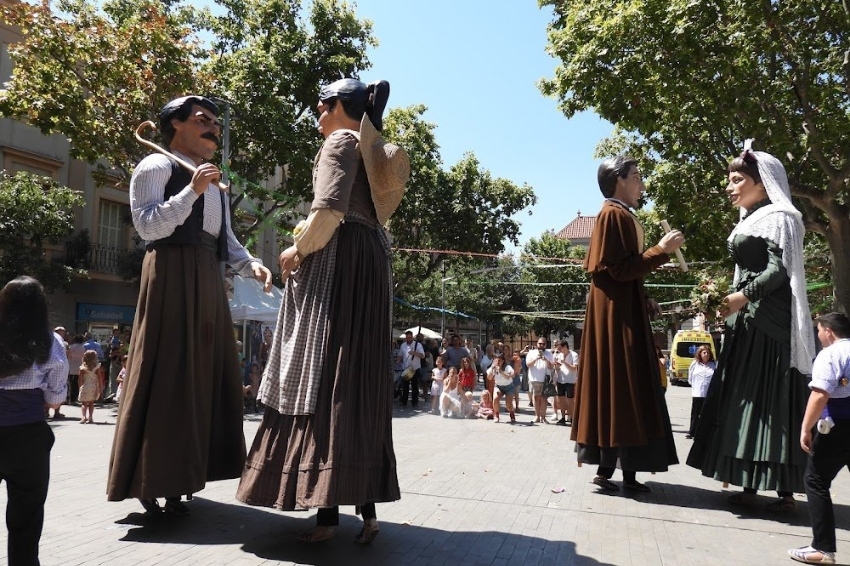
[{"x1": 571, "y1": 155, "x2": 684, "y2": 490}]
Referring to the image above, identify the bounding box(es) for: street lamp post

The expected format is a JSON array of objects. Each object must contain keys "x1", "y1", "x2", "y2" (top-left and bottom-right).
[{"x1": 440, "y1": 275, "x2": 453, "y2": 338}]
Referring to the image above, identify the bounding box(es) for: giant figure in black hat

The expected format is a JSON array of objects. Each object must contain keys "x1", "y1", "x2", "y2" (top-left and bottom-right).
[
  {"x1": 107, "y1": 95, "x2": 272, "y2": 515},
  {"x1": 237, "y1": 78, "x2": 409, "y2": 544}
]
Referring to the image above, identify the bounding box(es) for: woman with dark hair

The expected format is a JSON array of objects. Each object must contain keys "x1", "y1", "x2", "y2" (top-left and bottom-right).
[
  {"x1": 686, "y1": 345, "x2": 715, "y2": 439},
  {"x1": 237, "y1": 78, "x2": 409, "y2": 544},
  {"x1": 488, "y1": 353, "x2": 516, "y2": 423},
  {"x1": 687, "y1": 141, "x2": 815, "y2": 511},
  {"x1": 0, "y1": 276, "x2": 68, "y2": 565}
]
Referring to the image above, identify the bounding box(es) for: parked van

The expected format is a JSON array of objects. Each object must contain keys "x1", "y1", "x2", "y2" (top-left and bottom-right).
[{"x1": 669, "y1": 330, "x2": 717, "y2": 385}]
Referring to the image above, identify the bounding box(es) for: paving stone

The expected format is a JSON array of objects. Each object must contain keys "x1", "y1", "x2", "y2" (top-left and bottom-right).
[{"x1": 0, "y1": 386, "x2": 847, "y2": 565}]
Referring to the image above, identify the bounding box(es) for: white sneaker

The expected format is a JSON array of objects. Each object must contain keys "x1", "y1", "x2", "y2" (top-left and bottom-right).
[{"x1": 788, "y1": 546, "x2": 836, "y2": 564}]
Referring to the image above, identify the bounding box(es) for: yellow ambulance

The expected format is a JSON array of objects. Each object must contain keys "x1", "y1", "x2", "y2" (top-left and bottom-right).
[{"x1": 669, "y1": 329, "x2": 717, "y2": 386}]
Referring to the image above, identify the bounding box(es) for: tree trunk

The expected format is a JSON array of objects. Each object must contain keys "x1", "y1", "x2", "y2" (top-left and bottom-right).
[{"x1": 824, "y1": 213, "x2": 850, "y2": 315}]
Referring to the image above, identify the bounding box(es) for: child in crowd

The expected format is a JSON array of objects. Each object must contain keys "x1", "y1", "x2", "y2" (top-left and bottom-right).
[
  {"x1": 430, "y1": 356, "x2": 447, "y2": 413},
  {"x1": 440, "y1": 368, "x2": 472, "y2": 418},
  {"x1": 77, "y1": 350, "x2": 101, "y2": 423},
  {"x1": 0, "y1": 276, "x2": 68, "y2": 565},
  {"x1": 115, "y1": 355, "x2": 127, "y2": 404},
  {"x1": 476, "y1": 390, "x2": 494, "y2": 420}
]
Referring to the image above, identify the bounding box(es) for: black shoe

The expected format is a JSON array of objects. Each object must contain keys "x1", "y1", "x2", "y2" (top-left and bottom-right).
[
  {"x1": 557, "y1": 417, "x2": 567, "y2": 425},
  {"x1": 139, "y1": 498, "x2": 162, "y2": 514},
  {"x1": 164, "y1": 498, "x2": 190, "y2": 516}
]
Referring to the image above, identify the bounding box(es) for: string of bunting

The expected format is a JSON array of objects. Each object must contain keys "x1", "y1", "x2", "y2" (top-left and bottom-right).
[{"x1": 391, "y1": 246, "x2": 722, "y2": 268}]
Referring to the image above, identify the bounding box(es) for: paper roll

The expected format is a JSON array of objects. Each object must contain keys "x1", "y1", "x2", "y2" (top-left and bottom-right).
[{"x1": 660, "y1": 220, "x2": 688, "y2": 272}]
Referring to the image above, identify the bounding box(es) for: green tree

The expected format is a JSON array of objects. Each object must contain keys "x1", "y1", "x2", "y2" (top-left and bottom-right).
[
  {"x1": 0, "y1": 0, "x2": 376, "y2": 243},
  {"x1": 202, "y1": 0, "x2": 377, "y2": 239},
  {"x1": 541, "y1": 0, "x2": 850, "y2": 313},
  {"x1": 520, "y1": 231, "x2": 587, "y2": 337},
  {"x1": 0, "y1": 172, "x2": 84, "y2": 289},
  {"x1": 0, "y1": 0, "x2": 200, "y2": 182},
  {"x1": 384, "y1": 105, "x2": 538, "y2": 298}
]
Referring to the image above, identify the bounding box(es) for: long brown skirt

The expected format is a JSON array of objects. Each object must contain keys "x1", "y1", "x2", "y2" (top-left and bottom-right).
[
  {"x1": 107, "y1": 243, "x2": 246, "y2": 501},
  {"x1": 236, "y1": 221, "x2": 400, "y2": 510}
]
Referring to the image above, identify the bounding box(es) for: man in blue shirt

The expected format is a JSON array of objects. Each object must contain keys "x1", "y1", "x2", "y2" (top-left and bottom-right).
[{"x1": 83, "y1": 332, "x2": 104, "y2": 361}]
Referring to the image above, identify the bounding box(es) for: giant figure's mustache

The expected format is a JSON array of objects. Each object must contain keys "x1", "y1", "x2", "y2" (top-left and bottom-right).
[{"x1": 201, "y1": 132, "x2": 220, "y2": 145}]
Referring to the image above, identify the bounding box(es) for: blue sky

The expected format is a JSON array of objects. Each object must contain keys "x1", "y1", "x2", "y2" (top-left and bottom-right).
[{"x1": 348, "y1": 0, "x2": 615, "y2": 252}]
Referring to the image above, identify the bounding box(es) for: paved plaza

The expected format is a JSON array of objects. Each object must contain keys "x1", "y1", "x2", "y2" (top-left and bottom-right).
[{"x1": 2, "y1": 383, "x2": 849, "y2": 565}]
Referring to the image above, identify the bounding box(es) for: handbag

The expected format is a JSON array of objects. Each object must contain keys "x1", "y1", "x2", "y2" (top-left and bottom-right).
[
  {"x1": 401, "y1": 366, "x2": 416, "y2": 381},
  {"x1": 541, "y1": 377, "x2": 557, "y2": 397}
]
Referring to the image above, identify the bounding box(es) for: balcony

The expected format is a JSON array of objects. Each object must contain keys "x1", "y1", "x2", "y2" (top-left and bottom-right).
[{"x1": 64, "y1": 240, "x2": 143, "y2": 277}]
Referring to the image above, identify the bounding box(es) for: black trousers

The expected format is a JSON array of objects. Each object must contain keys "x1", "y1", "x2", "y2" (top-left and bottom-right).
[
  {"x1": 0, "y1": 420, "x2": 54, "y2": 566},
  {"x1": 399, "y1": 369, "x2": 420, "y2": 407},
  {"x1": 804, "y1": 420, "x2": 850, "y2": 553},
  {"x1": 316, "y1": 503, "x2": 377, "y2": 526},
  {"x1": 596, "y1": 466, "x2": 636, "y2": 484},
  {"x1": 66, "y1": 375, "x2": 79, "y2": 405},
  {"x1": 689, "y1": 397, "x2": 706, "y2": 436}
]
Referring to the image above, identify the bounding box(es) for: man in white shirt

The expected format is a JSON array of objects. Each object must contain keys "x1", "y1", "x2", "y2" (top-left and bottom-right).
[
  {"x1": 553, "y1": 341, "x2": 579, "y2": 426},
  {"x1": 788, "y1": 312, "x2": 850, "y2": 566},
  {"x1": 397, "y1": 331, "x2": 424, "y2": 408},
  {"x1": 526, "y1": 338, "x2": 554, "y2": 423}
]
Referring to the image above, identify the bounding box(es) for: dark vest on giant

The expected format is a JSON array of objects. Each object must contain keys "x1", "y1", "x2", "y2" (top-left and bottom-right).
[{"x1": 145, "y1": 161, "x2": 229, "y2": 261}]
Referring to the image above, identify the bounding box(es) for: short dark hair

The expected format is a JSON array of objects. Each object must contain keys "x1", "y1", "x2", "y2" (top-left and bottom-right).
[
  {"x1": 597, "y1": 155, "x2": 638, "y2": 198},
  {"x1": 728, "y1": 150, "x2": 761, "y2": 185},
  {"x1": 0, "y1": 276, "x2": 52, "y2": 379},
  {"x1": 159, "y1": 95, "x2": 219, "y2": 145},
  {"x1": 817, "y1": 312, "x2": 850, "y2": 339}
]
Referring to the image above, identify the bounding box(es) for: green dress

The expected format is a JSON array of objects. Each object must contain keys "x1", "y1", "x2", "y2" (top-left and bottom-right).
[{"x1": 686, "y1": 200, "x2": 810, "y2": 493}]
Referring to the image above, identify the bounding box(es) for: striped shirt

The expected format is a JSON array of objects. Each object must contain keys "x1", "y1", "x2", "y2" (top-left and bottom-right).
[
  {"x1": 0, "y1": 333, "x2": 69, "y2": 405},
  {"x1": 130, "y1": 152, "x2": 262, "y2": 276}
]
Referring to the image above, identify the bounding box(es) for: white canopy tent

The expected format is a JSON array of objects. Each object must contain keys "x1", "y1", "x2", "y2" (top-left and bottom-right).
[
  {"x1": 228, "y1": 274, "x2": 283, "y2": 323},
  {"x1": 228, "y1": 274, "x2": 283, "y2": 362},
  {"x1": 399, "y1": 326, "x2": 442, "y2": 340}
]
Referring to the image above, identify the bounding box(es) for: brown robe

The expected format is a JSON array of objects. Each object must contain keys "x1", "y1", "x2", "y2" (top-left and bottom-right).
[
  {"x1": 107, "y1": 243, "x2": 246, "y2": 501},
  {"x1": 571, "y1": 200, "x2": 678, "y2": 471}
]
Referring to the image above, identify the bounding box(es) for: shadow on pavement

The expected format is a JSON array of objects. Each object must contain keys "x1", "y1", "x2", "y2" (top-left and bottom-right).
[
  {"x1": 116, "y1": 497, "x2": 617, "y2": 566},
  {"x1": 643, "y1": 482, "x2": 850, "y2": 529}
]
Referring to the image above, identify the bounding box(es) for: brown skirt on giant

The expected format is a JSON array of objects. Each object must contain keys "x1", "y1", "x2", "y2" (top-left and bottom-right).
[
  {"x1": 236, "y1": 221, "x2": 400, "y2": 510},
  {"x1": 107, "y1": 243, "x2": 246, "y2": 501}
]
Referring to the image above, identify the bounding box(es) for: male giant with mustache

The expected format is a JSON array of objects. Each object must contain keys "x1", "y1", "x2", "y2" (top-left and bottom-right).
[{"x1": 107, "y1": 96, "x2": 272, "y2": 516}]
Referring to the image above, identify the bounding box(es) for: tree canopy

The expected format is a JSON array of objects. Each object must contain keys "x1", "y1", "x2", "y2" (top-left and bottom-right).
[
  {"x1": 0, "y1": 172, "x2": 84, "y2": 289},
  {"x1": 540, "y1": 0, "x2": 850, "y2": 313},
  {"x1": 0, "y1": 0, "x2": 376, "y2": 239},
  {"x1": 1, "y1": 0, "x2": 539, "y2": 289},
  {"x1": 383, "y1": 105, "x2": 537, "y2": 301}
]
